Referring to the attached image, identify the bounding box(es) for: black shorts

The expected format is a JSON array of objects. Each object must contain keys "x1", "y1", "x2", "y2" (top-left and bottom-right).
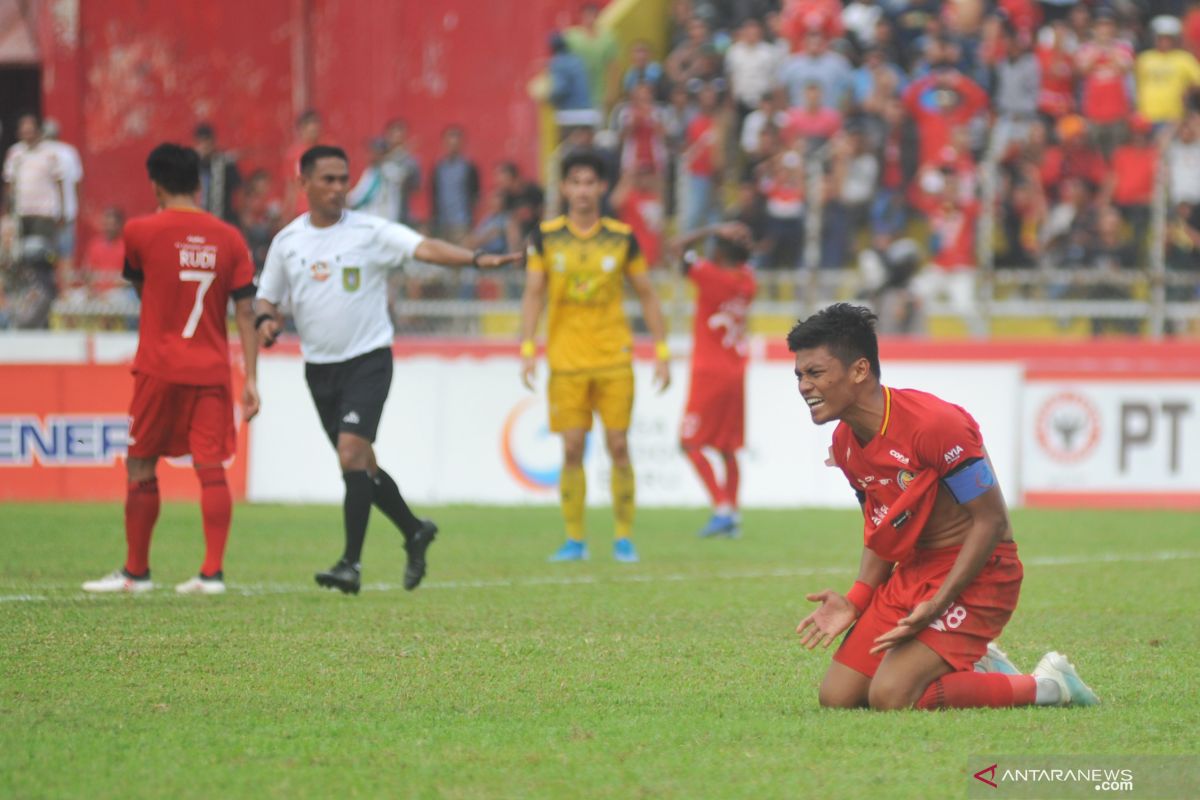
[{"x1": 304, "y1": 347, "x2": 393, "y2": 445}]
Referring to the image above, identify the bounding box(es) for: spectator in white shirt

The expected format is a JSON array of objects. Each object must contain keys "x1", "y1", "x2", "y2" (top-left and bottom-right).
[
  {"x1": 725, "y1": 18, "x2": 783, "y2": 121},
  {"x1": 2, "y1": 114, "x2": 66, "y2": 244}
]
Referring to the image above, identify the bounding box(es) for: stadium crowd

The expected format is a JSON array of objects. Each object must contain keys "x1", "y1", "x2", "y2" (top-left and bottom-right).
[{"x1": 4, "y1": 0, "x2": 1200, "y2": 332}]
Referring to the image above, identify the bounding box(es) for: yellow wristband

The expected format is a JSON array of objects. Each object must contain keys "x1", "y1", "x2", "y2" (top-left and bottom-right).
[
  {"x1": 520, "y1": 340, "x2": 536, "y2": 358},
  {"x1": 655, "y1": 341, "x2": 670, "y2": 361}
]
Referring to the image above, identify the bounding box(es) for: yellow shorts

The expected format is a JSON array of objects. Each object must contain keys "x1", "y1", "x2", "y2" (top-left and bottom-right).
[{"x1": 547, "y1": 366, "x2": 634, "y2": 432}]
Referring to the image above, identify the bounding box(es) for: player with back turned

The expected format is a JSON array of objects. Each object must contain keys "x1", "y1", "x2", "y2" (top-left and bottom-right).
[
  {"x1": 671, "y1": 222, "x2": 756, "y2": 539},
  {"x1": 789, "y1": 304, "x2": 1098, "y2": 710},
  {"x1": 83, "y1": 143, "x2": 260, "y2": 595}
]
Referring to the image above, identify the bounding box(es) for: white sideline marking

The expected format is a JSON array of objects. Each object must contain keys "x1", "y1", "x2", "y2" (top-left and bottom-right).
[{"x1": 4, "y1": 551, "x2": 1199, "y2": 603}]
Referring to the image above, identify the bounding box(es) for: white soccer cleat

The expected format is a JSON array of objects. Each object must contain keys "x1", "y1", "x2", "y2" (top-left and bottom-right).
[
  {"x1": 1033, "y1": 651, "x2": 1100, "y2": 707},
  {"x1": 82, "y1": 569, "x2": 154, "y2": 594},
  {"x1": 974, "y1": 642, "x2": 1021, "y2": 675},
  {"x1": 175, "y1": 575, "x2": 226, "y2": 595}
]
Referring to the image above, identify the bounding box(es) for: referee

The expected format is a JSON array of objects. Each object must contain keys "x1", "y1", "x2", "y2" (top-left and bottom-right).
[{"x1": 256, "y1": 145, "x2": 520, "y2": 594}]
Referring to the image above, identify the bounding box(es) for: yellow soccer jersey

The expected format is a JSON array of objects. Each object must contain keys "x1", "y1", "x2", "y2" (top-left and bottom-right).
[{"x1": 527, "y1": 216, "x2": 648, "y2": 372}]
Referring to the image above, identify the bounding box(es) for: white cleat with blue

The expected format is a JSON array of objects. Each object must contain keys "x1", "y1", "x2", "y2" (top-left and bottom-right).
[
  {"x1": 974, "y1": 642, "x2": 1021, "y2": 675},
  {"x1": 1033, "y1": 651, "x2": 1100, "y2": 706}
]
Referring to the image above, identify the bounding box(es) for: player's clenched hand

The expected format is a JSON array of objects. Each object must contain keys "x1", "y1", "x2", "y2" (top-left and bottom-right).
[
  {"x1": 520, "y1": 356, "x2": 537, "y2": 391},
  {"x1": 869, "y1": 599, "x2": 941, "y2": 655},
  {"x1": 258, "y1": 318, "x2": 281, "y2": 349},
  {"x1": 477, "y1": 251, "x2": 523, "y2": 269},
  {"x1": 242, "y1": 379, "x2": 261, "y2": 422},
  {"x1": 796, "y1": 590, "x2": 857, "y2": 650},
  {"x1": 653, "y1": 359, "x2": 670, "y2": 393}
]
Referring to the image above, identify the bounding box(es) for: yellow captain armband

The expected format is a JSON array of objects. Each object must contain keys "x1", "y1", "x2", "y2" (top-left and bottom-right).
[
  {"x1": 520, "y1": 340, "x2": 536, "y2": 358},
  {"x1": 655, "y1": 341, "x2": 671, "y2": 361}
]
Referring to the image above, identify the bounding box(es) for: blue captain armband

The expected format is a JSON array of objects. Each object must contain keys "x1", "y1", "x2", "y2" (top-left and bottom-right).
[{"x1": 942, "y1": 457, "x2": 995, "y2": 504}]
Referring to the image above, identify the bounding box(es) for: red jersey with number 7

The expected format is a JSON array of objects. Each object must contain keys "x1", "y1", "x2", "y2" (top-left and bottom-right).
[{"x1": 123, "y1": 208, "x2": 256, "y2": 386}]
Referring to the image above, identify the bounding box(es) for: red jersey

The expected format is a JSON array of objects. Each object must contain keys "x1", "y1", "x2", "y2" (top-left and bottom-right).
[
  {"x1": 687, "y1": 257, "x2": 756, "y2": 375},
  {"x1": 618, "y1": 189, "x2": 664, "y2": 269},
  {"x1": 1077, "y1": 42, "x2": 1133, "y2": 123},
  {"x1": 1111, "y1": 145, "x2": 1158, "y2": 205},
  {"x1": 83, "y1": 236, "x2": 126, "y2": 292},
  {"x1": 902, "y1": 73, "x2": 989, "y2": 165},
  {"x1": 123, "y1": 208, "x2": 255, "y2": 386},
  {"x1": 1037, "y1": 46, "x2": 1076, "y2": 116},
  {"x1": 686, "y1": 115, "x2": 718, "y2": 177},
  {"x1": 831, "y1": 386, "x2": 988, "y2": 562},
  {"x1": 914, "y1": 198, "x2": 979, "y2": 270}
]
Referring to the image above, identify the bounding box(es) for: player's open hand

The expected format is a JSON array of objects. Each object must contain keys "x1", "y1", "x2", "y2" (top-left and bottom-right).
[
  {"x1": 869, "y1": 599, "x2": 941, "y2": 655},
  {"x1": 477, "y1": 251, "x2": 523, "y2": 270},
  {"x1": 258, "y1": 318, "x2": 280, "y2": 349},
  {"x1": 520, "y1": 356, "x2": 537, "y2": 391},
  {"x1": 242, "y1": 379, "x2": 261, "y2": 422},
  {"x1": 796, "y1": 590, "x2": 857, "y2": 650}
]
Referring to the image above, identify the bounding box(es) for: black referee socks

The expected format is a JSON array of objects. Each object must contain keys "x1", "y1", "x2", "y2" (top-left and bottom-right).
[
  {"x1": 372, "y1": 468, "x2": 423, "y2": 539},
  {"x1": 342, "y1": 471, "x2": 375, "y2": 565}
]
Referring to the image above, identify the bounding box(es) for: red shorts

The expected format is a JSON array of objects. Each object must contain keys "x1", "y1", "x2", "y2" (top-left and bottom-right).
[
  {"x1": 128, "y1": 373, "x2": 236, "y2": 463},
  {"x1": 834, "y1": 541, "x2": 1023, "y2": 677},
  {"x1": 680, "y1": 370, "x2": 745, "y2": 451}
]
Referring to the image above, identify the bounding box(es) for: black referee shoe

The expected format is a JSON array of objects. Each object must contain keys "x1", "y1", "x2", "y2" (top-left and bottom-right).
[
  {"x1": 315, "y1": 560, "x2": 361, "y2": 595},
  {"x1": 404, "y1": 520, "x2": 438, "y2": 591}
]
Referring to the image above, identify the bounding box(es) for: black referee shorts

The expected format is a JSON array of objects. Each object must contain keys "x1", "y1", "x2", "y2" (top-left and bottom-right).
[{"x1": 304, "y1": 347, "x2": 393, "y2": 445}]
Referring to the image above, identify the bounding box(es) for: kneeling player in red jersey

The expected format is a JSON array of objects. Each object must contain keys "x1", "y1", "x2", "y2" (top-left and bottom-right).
[
  {"x1": 82, "y1": 143, "x2": 260, "y2": 596},
  {"x1": 789, "y1": 304, "x2": 1098, "y2": 709},
  {"x1": 672, "y1": 222, "x2": 757, "y2": 538}
]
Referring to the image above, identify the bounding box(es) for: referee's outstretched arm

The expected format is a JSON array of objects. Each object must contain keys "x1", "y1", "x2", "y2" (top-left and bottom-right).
[{"x1": 412, "y1": 238, "x2": 523, "y2": 271}]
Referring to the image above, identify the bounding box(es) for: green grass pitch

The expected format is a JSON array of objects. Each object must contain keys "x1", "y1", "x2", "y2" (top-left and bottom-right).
[{"x1": 2, "y1": 503, "x2": 1197, "y2": 799}]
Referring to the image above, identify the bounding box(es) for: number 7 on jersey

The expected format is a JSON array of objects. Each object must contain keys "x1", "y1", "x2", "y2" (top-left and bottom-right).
[{"x1": 179, "y1": 270, "x2": 216, "y2": 339}]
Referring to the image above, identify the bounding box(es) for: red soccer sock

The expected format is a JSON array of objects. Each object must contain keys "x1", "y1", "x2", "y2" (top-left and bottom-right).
[
  {"x1": 124, "y1": 478, "x2": 160, "y2": 576},
  {"x1": 683, "y1": 447, "x2": 722, "y2": 506},
  {"x1": 197, "y1": 466, "x2": 232, "y2": 577},
  {"x1": 719, "y1": 451, "x2": 740, "y2": 509},
  {"x1": 916, "y1": 672, "x2": 1037, "y2": 710}
]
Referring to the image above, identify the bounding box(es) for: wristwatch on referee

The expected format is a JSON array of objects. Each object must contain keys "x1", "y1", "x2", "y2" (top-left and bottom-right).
[{"x1": 471, "y1": 249, "x2": 485, "y2": 268}]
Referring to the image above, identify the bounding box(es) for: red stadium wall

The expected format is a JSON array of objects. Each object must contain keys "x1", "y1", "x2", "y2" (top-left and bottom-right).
[{"x1": 37, "y1": 0, "x2": 600, "y2": 234}]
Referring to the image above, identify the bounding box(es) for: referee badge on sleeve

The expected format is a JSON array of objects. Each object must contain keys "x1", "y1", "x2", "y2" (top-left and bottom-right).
[{"x1": 342, "y1": 267, "x2": 362, "y2": 291}]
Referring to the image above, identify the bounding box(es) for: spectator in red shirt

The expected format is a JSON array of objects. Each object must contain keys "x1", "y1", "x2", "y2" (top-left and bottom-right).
[
  {"x1": 683, "y1": 81, "x2": 725, "y2": 232},
  {"x1": 1103, "y1": 114, "x2": 1159, "y2": 256},
  {"x1": 784, "y1": 82, "x2": 844, "y2": 146},
  {"x1": 282, "y1": 109, "x2": 322, "y2": 220},
  {"x1": 81, "y1": 206, "x2": 126, "y2": 296},
  {"x1": 1056, "y1": 114, "x2": 1109, "y2": 189},
  {"x1": 779, "y1": 0, "x2": 844, "y2": 52},
  {"x1": 911, "y1": 170, "x2": 983, "y2": 334},
  {"x1": 1075, "y1": 9, "x2": 1134, "y2": 156},
  {"x1": 1036, "y1": 21, "x2": 1077, "y2": 119},
  {"x1": 902, "y1": 64, "x2": 989, "y2": 166},
  {"x1": 613, "y1": 163, "x2": 665, "y2": 268},
  {"x1": 617, "y1": 81, "x2": 668, "y2": 177}
]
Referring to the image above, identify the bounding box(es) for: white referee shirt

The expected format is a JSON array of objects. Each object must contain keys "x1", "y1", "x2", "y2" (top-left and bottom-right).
[{"x1": 257, "y1": 210, "x2": 424, "y2": 364}]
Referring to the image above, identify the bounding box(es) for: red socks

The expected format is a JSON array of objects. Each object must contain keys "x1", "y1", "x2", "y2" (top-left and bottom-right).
[
  {"x1": 683, "y1": 447, "x2": 722, "y2": 504},
  {"x1": 197, "y1": 466, "x2": 231, "y2": 577},
  {"x1": 917, "y1": 672, "x2": 1037, "y2": 709},
  {"x1": 721, "y1": 451, "x2": 739, "y2": 507},
  {"x1": 124, "y1": 478, "x2": 160, "y2": 576},
  {"x1": 684, "y1": 447, "x2": 741, "y2": 509}
]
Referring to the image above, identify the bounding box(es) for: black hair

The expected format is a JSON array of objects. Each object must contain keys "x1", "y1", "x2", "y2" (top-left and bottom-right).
[
  {"x1": 786, "y1": 303, "x2": 881, "y2": 379},
  {"x1": 296, "y1": 109, "x2": 320, "y2": 128},
  {"x1": 299, "y1": 145, "x2": 348, "y2": 175},
  {"x1": 497, "y1": 160, "x2": 520, "y2": 179},
  {"x1": 193, "y1": 122, "x2": 215, "y2": 140},
  {"x1": 714, "y1": 235, "x2": 750, "y2": 264},
  {"x1": 146, "y1": 143, "x2": 201, "y2": 195},
  {"x1": 560, "y1": 149, "x2": 607, "y2": 182}
]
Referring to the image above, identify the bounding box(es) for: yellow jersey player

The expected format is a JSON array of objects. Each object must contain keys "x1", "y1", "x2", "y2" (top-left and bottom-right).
[{"x1": 519, "y1": 150, "x2": 671, "y2": 563}]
